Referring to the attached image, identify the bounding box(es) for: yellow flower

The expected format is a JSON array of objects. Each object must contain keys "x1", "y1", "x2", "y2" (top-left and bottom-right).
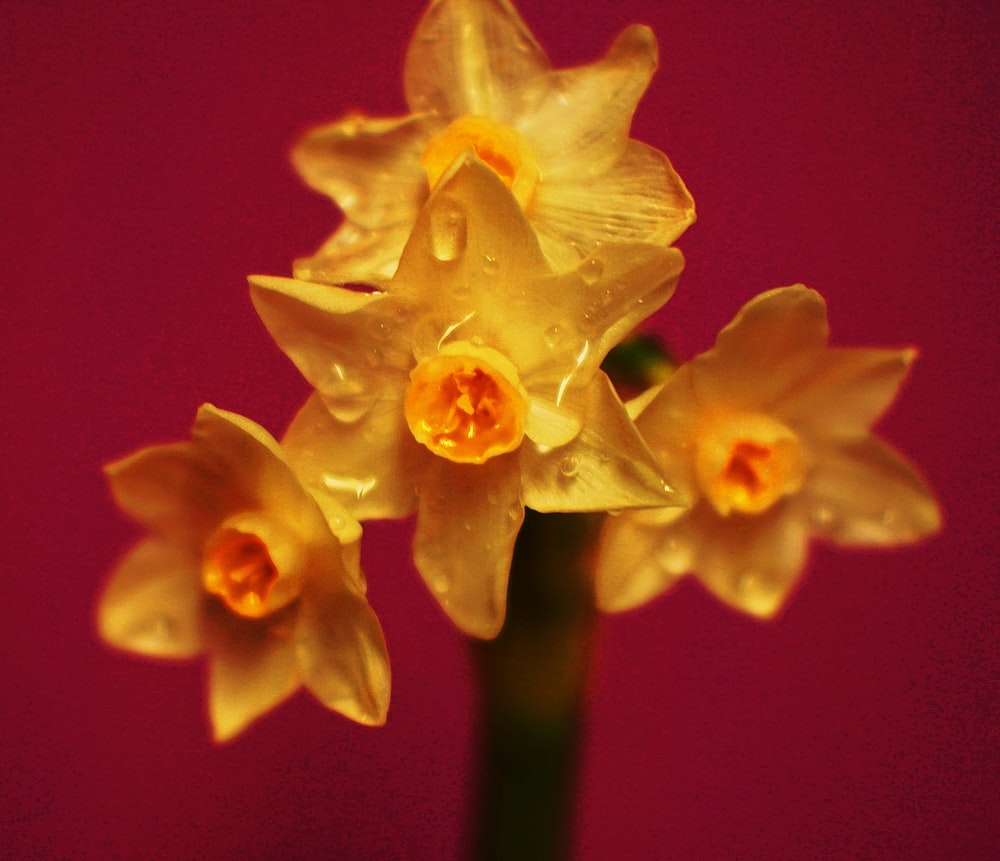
[
  {"x1": 594, "y1": 286, "x2": 942, "y2": 618},
  {"x1": 292, "y1": 0, "x2": 694, "y2": 286},
  {"x1": 98, "y1": 404, "x2": 390, "y2": 741},
  {"x1": 251, "y1": 156, "x2": 686, "y2": 638}
]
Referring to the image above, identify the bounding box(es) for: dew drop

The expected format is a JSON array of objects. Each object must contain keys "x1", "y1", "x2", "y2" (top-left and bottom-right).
[
  {"x1": 486, "y1": 488, "x2": 500, "y2": 505},
  {"x1": 559, "y1": 455, "x2": 581, "y2": 478},
  {"x1": 430, "y1": 572, "x2": 451, "y2": 595},
  {"x1": 737, "y1": 570, "x2": 761, "y2": 594},
  {"x1": 470, "y1": 335, "x2": 485, "y2": 348},
  {"x1": 324, "y1": 378, "x2": 371, "y2": 423},
  {"x1": 581, "y1": 257, "x2": 604, "y2": 285},
  {"x1": 811, "y1": 504, "x2": 837, "y2": 527},
  {"x1": 543, "y1": 323, "x2": 564, "y2": 348},
  {"x1": 507, "y1": 503, "x2": 522, "y2": 523},
  {"x1": 429, "y1": 205, "x2": 467, "y2": 262},
  {"x1": 483, "y1": 254, "x2": 499, "y2": 275}
]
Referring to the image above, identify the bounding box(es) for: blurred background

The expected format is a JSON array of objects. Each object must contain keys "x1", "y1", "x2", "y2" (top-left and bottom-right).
[{"x1": 3, "y1": 0, "x2": 996, "y2": 857}]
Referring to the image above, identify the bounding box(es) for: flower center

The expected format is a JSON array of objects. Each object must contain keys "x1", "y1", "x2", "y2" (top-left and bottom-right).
[
  {"x1": 421, "y1": 116, "x2": 539, "y2": 210},
  {"x1": 404, "y1": 341, "x2": 528, "y2": 464},
  {"x1": 202, "y1": 515, "x2": 306, "y2": 618},
  {"x1": 694, "y1": 413, "x2": 807, "y2": 516}
]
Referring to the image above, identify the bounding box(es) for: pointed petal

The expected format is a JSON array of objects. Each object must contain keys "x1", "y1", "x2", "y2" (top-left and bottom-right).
[
  {"x1": 594, "y1": 512, "x2": 688, "y2": 612},
  {"x1": 293, "y1": 221, "x2": 416, "y2": 287},
  {"x1": 801, "y1": 438, "x2": 942, "y2": 545},
  {"x1": 412, "y1": 455, "x2": 523, "y2": 638},
  {"x1": 249, "y1": 276, "x2": 410, "y2": 401},
  {"x1": 520, "y1": 374, "x2": 682, "y2": 512},
  {"x1": 206, "y1": 617, "x2": 299, "y2": 742},
  {"x1": 98, "y1": 539, "x2": 203, "y2": 658},
  {"x1": 687, "y1": 503, "x2": 809, "y2": 618},
  {"x1": 297, "y1": 584, "x2": 391, "y2": 726},
  {"x1": 533, "y1": 141, "x2": 695, "y2": 272},
  {"x1": 517, "y1": 26, "x2": 659, "y2": 173},
  {"x1": 776, "y1": 347, "x2": 917, "y2": 435},
  {"x1": 404, "y1": 0, "x2": 549, "y2": 117},
  {"x1": 281, "y1": 392, "x2": 421, "y2": 521},
  {"x1": 292, "y1": 113, "x2": 433, "y2": 227},
  {"x1": 695, "y1": 286, "x2": 829, "y2": 410},
  {"x1": 105, "y1": 441, "x2": 237, "y2": 544}
]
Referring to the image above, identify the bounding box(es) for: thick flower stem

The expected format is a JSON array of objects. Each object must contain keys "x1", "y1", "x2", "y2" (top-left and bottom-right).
[{"x1": 469, "y1": 510, "x2": 604, "y2": 861}]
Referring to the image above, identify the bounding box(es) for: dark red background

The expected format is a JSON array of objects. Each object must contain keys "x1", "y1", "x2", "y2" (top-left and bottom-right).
[{"x1": 3, "y1": 1, "x2": 996, "y2": 858}]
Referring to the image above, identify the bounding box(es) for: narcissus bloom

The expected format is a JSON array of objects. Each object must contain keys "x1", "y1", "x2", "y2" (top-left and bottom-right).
[
  {"x1": 292, "y1": 0, "x2": 694, "y2": 286},
  {"x1": 251, "y1": 156, "x2": 685, "y2": 638},
  {"x1": 595, "y1": 287, "x2": 942, "y2": 618},
  {"x1": 99, "y1": 405, "x2": 390, "y2": 740}
]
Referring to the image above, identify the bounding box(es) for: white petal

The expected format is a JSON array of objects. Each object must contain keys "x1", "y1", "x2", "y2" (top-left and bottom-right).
[
  {"x1": 412, "y1": 455, "x2": 524, "y2": 638},
  {"x1": 594, "y1": 513, "x2": 687, "y2": 612},
  {"x1": 801, "y1": 438, "x2": 942, "y2": 545},
  {"x1": 98, "y1": 539, "x2": 203, "y2": 658},
  {"x1": 524, "y1": 396, "x2": 581, "y2": 449}
]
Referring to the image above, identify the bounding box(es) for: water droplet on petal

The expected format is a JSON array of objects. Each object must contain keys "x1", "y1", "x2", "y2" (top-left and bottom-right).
[
  {"x1": 559, "y1": 455, "x2": 580, "y2": 478},
  {"x1": 581, "y1": 257, "x2": 604, "y2": 285},
  {"x1": 324, "y1": 378, "x2": 371, "y2": 423},
  {"x1": 507, "y1": 503, "x2": 522, "y2": 523},
  {"x1": 738, "y1": 570, "x2": 761, "y2": 594},
  {"x1": 811, "y1": 504, "x2": 837, "y2": 527},
  {"x1": 430, "y1": 572, "x2": 451, "y2": 595},
  {"x1": 429, "y1": 205, "x2": 467, "y2": 262},
  {"x1": 483, "y1": 254, "x2": 499, "y2": 275},
  {"x1": 486, "y1": 488, "x2": 500, "y2": 505},
  {"x1": 544, "y1": 323, "x2": 564, "y2": 348}
]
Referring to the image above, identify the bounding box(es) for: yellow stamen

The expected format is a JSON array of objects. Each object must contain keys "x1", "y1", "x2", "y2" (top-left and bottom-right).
[
  {"x1": 405, "y1": 341, "x2": 528, "y2": 464},
  {"x1": 694, "y1": 412, "x2": 807, "y2": 516},
  {"x1": 421, "y1": 116, "x2": 539, "y2": 210}
]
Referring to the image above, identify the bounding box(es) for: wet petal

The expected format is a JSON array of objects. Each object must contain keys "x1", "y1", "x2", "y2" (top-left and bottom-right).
[
  {"x1": 404, "y1": 0, "x2": 549, "y2": 117},
  {"x1": 521, "y1": 374, "x2": 681, "y2": 512},
  {"x1": 297, "y1": 583, "x2": 391, "y2": 726},
  {"x1": 206, "y1": 619, "x2": 299, "y2": 742},
  {"x1": 533, "y1": 141, "x2": 695, "y2": 272},
  {"x1": 688, "y1": 503, "x2": 809, "y2": 618},
  {"x1": 412, "y1": 455, "x2": 523, "y2": 638},
  {"x1": 801, "y1": 438, "x2": 942, "y2": 545},
  {"x1": 594, "y1": 513, "x2": 687, "y2": 612},
  {"x1": 98, "y1": 539, "x2": 203, "y2": 658},
  {"x1": 695, "y1": 286, "x2": 829, "y2": 410},
  {"x1": 776, "y1": 347, "x2": 917, "y2": 435},
  {"x1": 517, "y1": 25, "x2": 659, "y2": 173},
  {"x1": 281, "y1": 392, "x2": 421, "y2": 521}
]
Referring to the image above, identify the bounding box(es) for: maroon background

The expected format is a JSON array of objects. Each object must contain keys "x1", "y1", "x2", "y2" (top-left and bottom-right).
[{"x1": 3, "y1": 1, "x2": 996, "y2": 858}]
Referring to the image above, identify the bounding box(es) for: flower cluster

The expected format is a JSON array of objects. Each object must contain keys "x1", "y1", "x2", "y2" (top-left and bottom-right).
[{"x1": 98, "y1": 0, "x2": 939, "y2": 739}]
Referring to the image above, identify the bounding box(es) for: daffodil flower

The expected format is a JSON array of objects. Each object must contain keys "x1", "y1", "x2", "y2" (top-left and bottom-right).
[
  {"x1": 291, "y1": 0, "x2": 694, "y2": 286},
  {"x1": 251, "y1": 156, "x2": 685, "y2": 638},
  {"x1": 595, "y1": 286, "x2": 942, "y2": 618},
  {"x1": 98, "y1": 404, "x2": 390, "y2": 741}
]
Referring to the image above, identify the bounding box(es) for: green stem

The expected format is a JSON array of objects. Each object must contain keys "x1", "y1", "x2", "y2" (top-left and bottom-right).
[{"x1": 469, "y1": 510, "x2": 603, "y2": 861}]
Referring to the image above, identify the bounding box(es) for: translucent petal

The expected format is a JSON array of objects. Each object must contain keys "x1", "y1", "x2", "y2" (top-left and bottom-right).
[
  {"x1": 800, "y1": 438, "x2": 942, "y2": 545},
  {"x1": 249, "y1": 276, "x2": 410, "y2": 401},
  {"x1": 293, "y1": 221, "x2": 416, "y2": 287},
  {"x1": 520, "y1": 373, "x2": 682, "y2": 512},
  {"x1": 532, "y1": 141, "x2": 695, "y2": 272},
  {"x1": 404, "y1": 0, "x2": 549, "y2": 117},
  {"x1": 297, "y1": 583, "x2": 391, "y2": 726},
  {"x1": 775, "y1": 347, "x2": 916, "y2": 435},
  {"x1": 594, "y1": 514, "x2": 687, "y2": 612},
  {"x1": 412, "y1": 455, "x2": 523, "y2": 639},
  {"x1": 524, "y1": 395, "x2": 581, "y2": 449},
  {"x1": 98, "y1": 539, "x2": 203, "y2": 658},
  {"x1": 206, "y1": 616, "x2": 299, "y2": 742},
  {"x1": 105, "y1": 441, "x2": 240, "y2": 545},
  {"x1": 292, "y1": 113, "x2": 434, "y2": 227},
  {"x1": 281, "y1": 392, "x2": 421, "y2": 521},
  {"x1": 695, "y1": 286, "x2": 829, "y2": 410},
  {"x1": 516, "y1": 25, "x2": 659, "y2": 174},
  {"x1": 687, "y1": 502, "x2": 809, "y2": 619}
]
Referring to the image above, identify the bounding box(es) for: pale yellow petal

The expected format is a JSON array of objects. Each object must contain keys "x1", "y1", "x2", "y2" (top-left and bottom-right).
[
  {"x1": 250, "y1": 276, "x2": 410, "y2": 403},
  {"x1": 520, "y1": 373, "x2": 682, "y2": 512},
  {"x1": 105, "y1": 442, "x2": 237, "y2": 545},
  {"x1": 687, "y1": 502, "x2": 809, "y2": 618},
  {"x1": 292, "y1": 113, "x2": 433, "y2": 227},
  {"x1": 695, "y1": 286, "x2": 829, "y2": 410},
  {"x1": 297, "y1": 583, "x2": 391, "y2": 726},
  {"x1": 412, "y1": 455, "x2": 523, "y2": 639},
  {"x1": 800, "y1": 438, "x2": 942, "y2": 545},
  {"x1": 532, "y1": 141, "x2": 695, "y2": 272},
  {"x1": 517, "y1": 25, "x2": 659, "y2": 173},
  {"x1": 594, "y1": 514, "x2": 687, "y2": 612},
  {"x1": 775, "y1": 347, "x2": 917, "y2": 436},
  {"x1": 403, "y1": 0, "x2": 549, "y2": 117},
  {"x1": 281, "y1": 392, "x2": 422, "y2": 521},
  {"x1": 98, "y1": 539, "x2": 203, "y2": 658},
  {"x1": 206, "y1": 617, "x2": 299, "y2": 742}
]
